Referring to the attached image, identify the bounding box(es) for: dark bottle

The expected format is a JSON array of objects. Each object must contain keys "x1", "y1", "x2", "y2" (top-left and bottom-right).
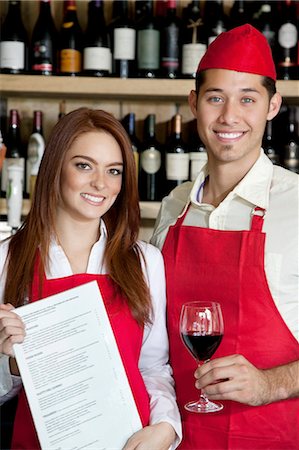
[
  {"x1": 0, "y1": 0, "x2": 28, "y2": 74},
  {"x1": 26, "y1": 111, "x2": 45, "y2": 198},
  {"x1": 262, "y1": 120, "x2": 280, "y2": 165},
  {"x1": 136, "y1": 0, "x2": 160, "y2": 78},
  {"x1": 111, "y1": 0, "x2": 136, "y2": 78},
  {"x1": 139, "y1": 114, "x2": 164, "y2": 201},
  {"x1": 59, "y1": 0, "x2": 83, "y2": 76},
  {"x1": 160, "y1": 0, "x2": 181, "y2": 79},
  {"x1": 58, "y1": 100, "x2": 66, "y2": 120},
  {"x1": 30, "y1": 0, "x2": 57, "y2": 75},
  {"x1": 205, "y1": 0, "x2": 228, "y2": 46},
  {"x1": 181, "y1": 0, "x2": 207, "y2": 78},
  {"x1": 276, "y1": 0, "x2": 298, "y2": 80},
  {"x1": 83, "y1": 0, "x2": 111, "y2": 77},
  {"x1": 121, "y1": 113, "x2": 141, "y2": 180},
  {"x1": 229, "y1": 0, "x2": 249, "y2": 29},
  {"x1": 282, "y1": 107, "x2": 299, "y2": 173},
  {"x1": 253, "y1": 2, "x2": 277, "y2": 54},
  {"x1": 165, "y1": 113, "x2": 189, "y2": 193},
  {"x1": 1, "y1": 109, "x2": 26, "y2": 197}
]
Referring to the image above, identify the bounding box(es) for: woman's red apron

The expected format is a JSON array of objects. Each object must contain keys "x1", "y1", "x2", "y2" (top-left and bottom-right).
[
  {"x1": 11, "y1": 271, "x2": 150, "y2": 449},
  {"x1": 162, "y1": 205, "x2": 299, "y2": 450}
]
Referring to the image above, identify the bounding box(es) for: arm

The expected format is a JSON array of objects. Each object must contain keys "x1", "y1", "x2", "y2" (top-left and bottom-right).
[
  {"x1": 124, "y1": 244, "x2": 181, "y2": 450},
  {"x1": 194, "y1": 354, "x2": 299, "y2": 406}
]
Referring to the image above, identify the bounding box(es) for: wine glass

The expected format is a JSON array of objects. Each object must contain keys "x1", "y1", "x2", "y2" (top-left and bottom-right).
[{"x1": 180, "y1": 301, "x2": 224, "y2": 413}]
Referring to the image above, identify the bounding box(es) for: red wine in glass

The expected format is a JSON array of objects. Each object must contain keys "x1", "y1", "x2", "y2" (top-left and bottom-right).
[{"x1": 180, "y1": 301, "x2": 224, "y2": 413}]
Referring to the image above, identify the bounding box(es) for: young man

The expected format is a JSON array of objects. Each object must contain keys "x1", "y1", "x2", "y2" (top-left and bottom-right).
[{"x1": 151, "y1": 24, "x2": 299, "y2": 449}]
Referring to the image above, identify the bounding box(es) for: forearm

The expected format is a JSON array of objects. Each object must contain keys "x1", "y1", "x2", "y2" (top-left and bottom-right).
[{"x1": 263, "y1": 360, "x2": 299, "y2": 403}]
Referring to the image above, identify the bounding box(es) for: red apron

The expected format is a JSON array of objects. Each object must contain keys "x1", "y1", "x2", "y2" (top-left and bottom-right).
[
  {"x1": 162, "y1": 205, "x2": 299, "y2": 450},
  {"x1": 11, "y1": 271, "x2": 150, "y2": 449}
]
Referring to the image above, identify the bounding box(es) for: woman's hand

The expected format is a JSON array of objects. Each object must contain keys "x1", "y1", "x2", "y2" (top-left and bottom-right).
[
  {"x1": 0, "y1": 303, "x2": 26, "y2": 358},
  {"x1": 123, "y1": 422, "x2": 176, "y2": 450}
]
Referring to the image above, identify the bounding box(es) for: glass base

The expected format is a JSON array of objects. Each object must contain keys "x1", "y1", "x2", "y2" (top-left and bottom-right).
[{"x1": 184, "y1": 399, "x2": 223, "y2": 413}]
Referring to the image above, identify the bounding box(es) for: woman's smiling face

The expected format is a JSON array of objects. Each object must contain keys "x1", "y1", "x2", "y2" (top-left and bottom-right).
[{"x1": 58, "y1": 130, "x2": 123, "y2": 223}]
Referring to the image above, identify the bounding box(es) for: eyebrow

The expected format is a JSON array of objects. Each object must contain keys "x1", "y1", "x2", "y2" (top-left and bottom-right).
[
  {"x1": 71, "y1": 155, "x2": 123, "y2": 166},
  {"x1": 205, "y1": 87, "x2": 261, "y2": 94}
]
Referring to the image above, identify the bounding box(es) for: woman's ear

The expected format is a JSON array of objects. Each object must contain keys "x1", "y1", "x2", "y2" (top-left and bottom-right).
[
  {"x1": 267, "y1": 92, "x2": 282, "y2": 121},
  {"x1": 188, "y1": 90, "x2": 198, "y2": 118}
]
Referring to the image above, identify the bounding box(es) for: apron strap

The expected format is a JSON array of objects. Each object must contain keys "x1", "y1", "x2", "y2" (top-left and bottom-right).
[{"x1": 250, "y1": 207, "x2": 266, "y2": 232}]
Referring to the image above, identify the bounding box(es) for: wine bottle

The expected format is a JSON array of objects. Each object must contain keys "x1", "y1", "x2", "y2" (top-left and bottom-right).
[
  {"x1": 282, "y1": 107, "x2": 299, "y2": 173},
  {"x1": 0, "y1": 0, "x2": 28, "y2": 74},
  {"x1": 121, "y1": 113, "x2": 141, "y2": 180},
  {"x1": 6, "y1": 164, "x2": 23, "y2": 231},
  {"x1": 160, "y1": 0, "x2": 181, "y2": 79},
  {"x1": 181, "y1": 0, "x2": 207, "y2": 78},
  {"x1": 111, "y1": 0, "x2": 136, "y2": 78},
  {"x1": 205, "y1": 0, "x2": 228, "y2": 46},
  {"x1": 26, "y1": 111, "x2": 45, "y2": 199},
  {"x1": 276, "y1": 0, "x2": 298, "y2": 80},
  {"x1": 83, "y1": 0, "x2": 112, "y2": 77},
  {"x1": 30, "y1": 0, "x2": 57, "y2": 75},
  {"x1": 59, "y1": 0, "x2": 83, "y2": 76},
  {"x1": 253, "y1": 2, "x2": 277, "y2": 54},
  {"x1": 136, "y1": 0, "x2": 160, "y2": 78},
  {"x1": 139, "y1": 114, "x2": 164, "y2": 201},
  {"x1": 58, "y1": 100, "x2": 66, "y2": 120},
  {"x1": 165, "y1": 113, "x2": 189, "y2": 193},
  {"x1": 229, "y1": 0, "x2": 249, "y2": 29},
  {"x1": 262, "y1": 120, "x2": 280, "y2": 165},
  {"x1": 1, "y1": 110, "x2": 26, "y2": 198}
]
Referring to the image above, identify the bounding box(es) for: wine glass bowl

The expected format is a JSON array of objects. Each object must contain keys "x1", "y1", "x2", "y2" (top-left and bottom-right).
[{"x1": 180, "y1": 301, "x2": 224, "y2": 413}]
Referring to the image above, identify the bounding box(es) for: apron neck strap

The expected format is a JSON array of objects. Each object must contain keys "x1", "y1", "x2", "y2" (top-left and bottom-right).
[{"x1": 250, "y1": 207, "x2": 266, "y2": 232}]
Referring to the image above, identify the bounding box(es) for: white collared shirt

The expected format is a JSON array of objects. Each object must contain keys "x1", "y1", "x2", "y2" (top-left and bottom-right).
[
  {"x1": 151, "y1": 150, "x2": 299, "y2": 340},
  {"x1": 0, "y1": 220, "x2": 182, "y2": 445}
]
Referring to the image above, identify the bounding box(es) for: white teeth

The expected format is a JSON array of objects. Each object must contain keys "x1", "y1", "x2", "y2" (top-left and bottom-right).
[
  {"x1": 81, "y1": 193, "x2": 104, "y2": 203},
  {"x1": 217, "y1": 132, "x2": 243, "y2": 139}
]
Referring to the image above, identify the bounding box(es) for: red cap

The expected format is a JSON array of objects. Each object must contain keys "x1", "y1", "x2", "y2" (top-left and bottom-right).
[{"x1": 197, "y1": 24, "x2": 276, "y2": 81}]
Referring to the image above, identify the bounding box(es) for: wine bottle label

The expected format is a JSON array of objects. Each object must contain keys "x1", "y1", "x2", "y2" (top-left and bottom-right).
[
  {"x1": 0, "y1": 41, "x2": 25, "y2": 70},
  {"x1": 26, "y1": 133, "x2": 45, "y2": 193},
  {"x1": 7, "y1": 165, "x2": 24, "y2": 229},
  {"x1": 166, "y1": 153, "x2": 189, "y2": 180},
  {"x1": 114, "y1": 28, "x2": 136, "y2": 60},
  {"x1": 278, "y1": 23, "x2": 298, "y2": 49},
  {"x1": 83, "y1": 47, "x2": 112, "y2": 72},
  {"x1": 141, "y1": 147, "x2": 161, "y2": 174},
  {"x1": 60, "y1": 49, "x2": 81, "y2": 73},
  {"x1": 182, "y1": 43, "x2": 207, "y2": 75},
  {"x1": 1, "y1": 158, "x2": 25, "y2": 193},
  {"x1": 137, "y1": 30, "x2": 160, "y2": 69}
]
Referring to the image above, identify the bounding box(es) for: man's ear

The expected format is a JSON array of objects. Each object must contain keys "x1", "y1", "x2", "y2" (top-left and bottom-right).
[
  {"x1": 267, "y1": 92, "x2": 282, "y2": 121},
  {"x1": 188, "y1": 90, "x2": 198, "y2": 118}
]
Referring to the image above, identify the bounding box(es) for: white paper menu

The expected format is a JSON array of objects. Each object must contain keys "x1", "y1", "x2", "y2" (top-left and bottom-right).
[{"x1": 13, "y1": 280, "x2": 142, "y2": 450}]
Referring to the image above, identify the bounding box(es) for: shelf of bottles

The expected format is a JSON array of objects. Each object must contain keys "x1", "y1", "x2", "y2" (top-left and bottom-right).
[{"x1": 0, "y1": 75, "x2": 298, "y2": 101}]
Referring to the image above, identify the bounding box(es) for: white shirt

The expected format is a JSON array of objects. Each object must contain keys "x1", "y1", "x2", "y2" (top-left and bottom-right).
[
  {"x1": 0, "y1": 220, "x2": 182, "y2": 446},
  {"x1": 151, "y1": 150, "x2": 299, "y2": 340}
]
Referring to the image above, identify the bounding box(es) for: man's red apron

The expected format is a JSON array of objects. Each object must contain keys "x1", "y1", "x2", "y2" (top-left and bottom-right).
[
  {"x1": 162, "y1": 205, "x2": 299, "y2": 450},
  {"x1": 11, "y1": 271, "x2": 150, "y2": 449}
]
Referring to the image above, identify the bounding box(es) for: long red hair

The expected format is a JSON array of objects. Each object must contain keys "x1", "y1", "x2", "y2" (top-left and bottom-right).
[{"x1": 3, "y1": 108, "x2": 152, "y2": 324}]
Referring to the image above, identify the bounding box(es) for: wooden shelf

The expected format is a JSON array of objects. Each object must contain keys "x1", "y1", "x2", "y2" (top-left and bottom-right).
[
  {"x1": 0, "y1": 75, "x2": 298, "y2": 101},
  {"x1": 0, "y1": 198, "x2": 160, "y2": 220}
]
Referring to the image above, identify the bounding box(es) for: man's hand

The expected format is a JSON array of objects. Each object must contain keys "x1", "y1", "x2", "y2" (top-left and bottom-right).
[
  {"x1": 194, "y1": 354, "x2": 299, "y2": 406},
  {"x1": 123, "y1": 422, "x2": 176, "y2": 450}
]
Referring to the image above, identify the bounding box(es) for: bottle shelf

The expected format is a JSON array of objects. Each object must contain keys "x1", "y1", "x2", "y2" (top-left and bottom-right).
[
  {"x1": 0, "y1": 75, "x2": 298, "y2": 101},
  {"x1": 0, "y1": 198, "x2": 160, "y2": 220}
]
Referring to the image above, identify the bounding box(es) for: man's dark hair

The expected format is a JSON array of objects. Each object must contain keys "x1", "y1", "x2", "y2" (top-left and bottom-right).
[{"x1": 195, "y1": 71, "x2": 276, "y2": 100}]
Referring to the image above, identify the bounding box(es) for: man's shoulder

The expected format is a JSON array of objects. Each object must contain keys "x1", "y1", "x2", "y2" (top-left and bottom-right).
[{"x1": 271, "y1": 165, "x2": 299, "y2": 190}]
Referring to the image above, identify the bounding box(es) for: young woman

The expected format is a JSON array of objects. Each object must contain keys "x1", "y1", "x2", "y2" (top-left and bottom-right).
[{"x1": 0, "y1": 108, "x2": 181, "y2": 449}]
